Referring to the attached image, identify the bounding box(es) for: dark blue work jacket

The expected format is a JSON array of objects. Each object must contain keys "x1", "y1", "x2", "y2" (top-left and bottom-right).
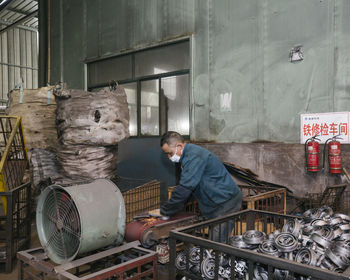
[{"x1": 161, "y1": 143, "x2": 241, "y2": 218}]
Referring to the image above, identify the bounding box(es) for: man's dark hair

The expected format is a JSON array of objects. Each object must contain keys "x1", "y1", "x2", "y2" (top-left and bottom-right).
[{"x1": 160, "y1": 131, "x2": 184, "y2": 147}]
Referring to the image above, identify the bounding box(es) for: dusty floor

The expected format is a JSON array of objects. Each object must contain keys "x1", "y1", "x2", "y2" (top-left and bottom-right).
[{"x1": 0, "y1": 222, "x2": 41, "y2": 280}]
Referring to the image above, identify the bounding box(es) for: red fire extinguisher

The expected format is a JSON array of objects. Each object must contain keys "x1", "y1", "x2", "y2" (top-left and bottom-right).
[
  {"x1": 305, "y1": 135, "x2": 320, "y2": 172},
  {"x1": 323, "y1": 135, "x2": 342, "y2": 174}
]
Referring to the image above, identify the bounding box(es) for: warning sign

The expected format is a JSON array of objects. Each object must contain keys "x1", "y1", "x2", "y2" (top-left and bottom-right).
[{"x1": 300, "y1": 112, "x2": 350, "y2": 144}]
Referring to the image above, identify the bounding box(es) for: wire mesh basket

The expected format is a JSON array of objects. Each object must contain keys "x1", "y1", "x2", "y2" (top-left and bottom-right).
[
  {"x1": 168, "y1": 185, "x2": 287, "y2": 215},
  {"x1": 121, "y1": 180, "x2": 163, "y2": 223},
  {"x1": 297, "y1": 184, "x2": 349, "y2": 214}
]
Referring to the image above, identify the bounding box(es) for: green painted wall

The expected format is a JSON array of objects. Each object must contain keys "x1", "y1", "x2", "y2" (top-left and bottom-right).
[{"x1": 45, "y1": 0, "x2": 350, "y2": 143}]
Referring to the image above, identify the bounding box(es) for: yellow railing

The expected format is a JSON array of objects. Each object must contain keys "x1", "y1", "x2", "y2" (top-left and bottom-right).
[{"x1": 0, "y1": 116, "x2": 29, "y2": 213}]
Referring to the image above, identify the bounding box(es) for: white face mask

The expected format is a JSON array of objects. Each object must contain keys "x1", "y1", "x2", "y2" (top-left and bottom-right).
[{"x1": 169, "y1": 147, "x2": 181, "y2": 163}]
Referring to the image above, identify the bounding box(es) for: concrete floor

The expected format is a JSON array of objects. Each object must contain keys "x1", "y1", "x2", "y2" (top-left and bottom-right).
[{"x1": 0, "y1": 222, "x2": 41, "y2": 280}]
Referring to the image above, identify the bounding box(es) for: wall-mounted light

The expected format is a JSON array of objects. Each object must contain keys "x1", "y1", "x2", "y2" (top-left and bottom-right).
[{"x1": 290, "y1": 45, "x2": 304, "y2": 62}]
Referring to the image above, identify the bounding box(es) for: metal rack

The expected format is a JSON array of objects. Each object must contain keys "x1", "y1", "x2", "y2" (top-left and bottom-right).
[
  {"x1": 169, "y1": 209, "x2": 350, "y2": 280},
  {"x1": 0, "y1": 116, "x2": 29, "y2": 214},
  {"x1": 122, "y1": 180, "x2": 164, "y2": 223},
  {"x1": 241, "y1": 187, "x2": 287, "y2": 214},
  {"x1": 301, "y1": 184, "x2": 348, "y2": 213},
  {"x1": 17, "y1": 241, "x2": 158, "y2": 280},
  {"x1": 0, "y1": 182, "x2": 31, "y2": 273}
]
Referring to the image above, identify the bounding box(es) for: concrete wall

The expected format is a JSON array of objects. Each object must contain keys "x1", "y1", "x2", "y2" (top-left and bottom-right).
[
  {"x1": 43, "y1": 0, "x2": 350, "y2": 192},
  {"x1": 45, "y1": 0, "x2": 350, "y2": 143},
  {"x1": 200, "y1": 142, "x2": 350, "y2": 196}
]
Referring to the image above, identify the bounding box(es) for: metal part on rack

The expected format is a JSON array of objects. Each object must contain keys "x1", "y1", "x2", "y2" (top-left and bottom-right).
[
  {"x1": 254, "y1": 265, "x2": 268, "y2": 280},
  {"x1": 230, "y1": 235, "x2": 249, "y2": 248},
  {"x1": 234, "y1": 260, "x2": 248, "y2": 278},
  {"x1": 201, "y1": 257, "x2": 215, "y2": 280},
  {"x1": 326, "y1": 248, "x2": 350, "y2": 270},
  {"x1": 299, "y1": 234, "x2": 313, "y2": 248},
  {"x1": 295, "y1": 248, "x2": 318, "y2": 267},
  {"x1": 275, "y1": 233, "x2": 299, "y2": 252},
  {"x1": 258, "y1": 240, "x2": 280, "y2": 257},
  {"x1": 330, "y1": 217, "x2": 343, "y2": 226},
  {"x1": 333, "y1": 227, "x2": 343, "y2": 239},
  {"x1": 320, "y1": 257, "x2": 336, "y2": 271},
  {"x1": 311, "y1": 233, "x2": 333, "y2": 248},
  {"x1": 242, "y1": 230, "x2": 266, "y2": 245},
  {"x1": 282, "y1": 218, "x2": 302, "y2": 237},
  {"x1": 339, "y1": 224, "x2": 350, "y2": 231},
  {"x1": 303, "y1": 208, "x2": 320, "y2": 221},
  {"x1": 333, "y1": 241, "x2": 350, "y2": 258},
  {"x1": 312, "y1": 225, "x2": 325, "y2": 236},
  {"x1": 273, "y1": 268, "x2": 292, "y2": 280},
  {"x1": 310, "y1": 218, "x2": 328, "y2": 227},
  {"x1": 334, "y1": 213, "x2": 350, "y2": 222},
  {"x1": 302, "y1": 224, "x2": 314, "y2": 235},
  {"x1": 321, "y1": 225, "x2": 334, "y2": 240},
  {"x1": 339, "y1": 233, "x2": 350, "y2": 241},
  {"x1": 317, "y1": 206, "x2": 334, "y2": 219},
  {"x1": 189, "y1": 247, "x2": 201, "y2": 264},
  {"x1": 175, "y1": 251, "x2": 187, "y2": 271}
]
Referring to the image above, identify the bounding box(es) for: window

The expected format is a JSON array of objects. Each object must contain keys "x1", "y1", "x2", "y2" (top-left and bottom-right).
[{"x1": 87, "y1": 40, "x2": 190, "y2": 137}]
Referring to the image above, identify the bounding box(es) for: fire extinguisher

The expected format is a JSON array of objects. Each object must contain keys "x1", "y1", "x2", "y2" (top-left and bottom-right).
[
  {"x1": 305, "y1": 135, "x2": 320, "y2": 172},
  {"x1": 323, "y1": 135, "x2": 342, "y2": 174}
]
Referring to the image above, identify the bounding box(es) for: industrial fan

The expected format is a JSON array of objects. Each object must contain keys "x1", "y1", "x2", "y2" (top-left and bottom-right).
[{"x1": 36, "y1": 179, "x2": 125, "y2": 264}]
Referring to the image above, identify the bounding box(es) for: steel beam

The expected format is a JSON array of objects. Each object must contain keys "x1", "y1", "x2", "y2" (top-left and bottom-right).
[
  {"x1": 0, "y1": 62, "x2": 38, "y2": 71},
  {"x1": 0, "y1": 19, "x2": 37, "y2": 32},
  {"x1": 0, "y1": 10, "x2": 38, "y2": 35}
]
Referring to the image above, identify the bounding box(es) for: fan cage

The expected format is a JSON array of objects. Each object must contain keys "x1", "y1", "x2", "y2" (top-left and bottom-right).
[{"x1": 40, "y1": 186, "x2": 81, "y2": 262}]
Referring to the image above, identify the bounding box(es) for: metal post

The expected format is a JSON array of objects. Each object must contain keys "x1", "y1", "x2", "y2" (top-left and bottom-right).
[
  {"x1": 5, "y1": 191, "x2": 13, "y2": 272},
  {"x1": 168, "y1": 235, "x2": 177, "y2": 280},
  {"x1": 38, "y1": 0, "x2": 48, "y2": 86}
]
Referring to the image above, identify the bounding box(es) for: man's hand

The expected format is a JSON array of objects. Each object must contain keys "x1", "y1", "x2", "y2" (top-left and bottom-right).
[{"x1": 160, "y1": 185, "x2": 192, "y2": 216}]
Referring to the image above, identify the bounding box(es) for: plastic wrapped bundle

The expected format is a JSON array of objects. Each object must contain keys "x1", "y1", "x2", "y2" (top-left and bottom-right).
[
  {"x1": 6, "y1": 87, "x2": 58, "y2": 150},
  {"x1": 56, "y1": 144, "x2": 118, "y2": 179},
  {"x1": 30, "y1": 149, "x2": 60, "y2": 189},
  {"x1": 54, "y1": 87, "x2": 129, "y2": 146}
]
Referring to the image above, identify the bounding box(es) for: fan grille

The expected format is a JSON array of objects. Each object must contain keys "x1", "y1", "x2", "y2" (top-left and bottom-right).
[{"x1": 41, "y1": 188, "x2": 81, "y2": 261}]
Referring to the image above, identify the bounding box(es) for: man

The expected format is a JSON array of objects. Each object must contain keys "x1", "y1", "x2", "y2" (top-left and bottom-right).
[{"x1": 160, "y1": 131, "x2": 242, "y2": 225}]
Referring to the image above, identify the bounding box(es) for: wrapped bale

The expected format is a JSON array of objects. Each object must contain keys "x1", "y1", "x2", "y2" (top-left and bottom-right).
[
  {"x1": 54, "y1": 86, "x2": 129, "y2": 146},
  {"x1": 56, "y1": 144, "x2": 118, "y2": 179},
  {"x1": 6, "y1": 87, "x2": 57, "y2": 151},
  {"x1": 30, "y1": 148, "x2": 60, "y2": 189},
  {"x1": 30, "y1": 148, "x2": 94, "y2": 190}
]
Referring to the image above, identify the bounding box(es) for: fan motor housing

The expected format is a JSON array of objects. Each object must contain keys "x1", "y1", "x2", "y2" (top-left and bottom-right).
[{"x1": 36, "y1": 179, "x2": 125, "y2": 264}]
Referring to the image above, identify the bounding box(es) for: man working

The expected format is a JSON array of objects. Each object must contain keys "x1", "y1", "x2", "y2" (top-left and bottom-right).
[{"x1": 160, "y1": 131, "x2": 242, "y2": 224}]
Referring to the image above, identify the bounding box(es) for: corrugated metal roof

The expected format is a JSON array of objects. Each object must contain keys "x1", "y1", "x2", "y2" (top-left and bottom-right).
[{"x1": 0, "y1": 0, "x2": 38, "y2": 30}]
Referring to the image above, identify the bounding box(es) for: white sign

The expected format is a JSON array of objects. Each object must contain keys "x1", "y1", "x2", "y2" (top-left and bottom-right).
[
  {"x1": 220, "y1": 92, "x2": 232, "y2": 112},
  {"x1": 300, "y1": 112, "x2": 350, "y2": 144}
]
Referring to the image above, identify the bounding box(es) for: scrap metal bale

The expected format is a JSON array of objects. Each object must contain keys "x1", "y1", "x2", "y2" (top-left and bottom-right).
[{"x1": 54, "y1": 87, "x2": 129, "y2": 146}]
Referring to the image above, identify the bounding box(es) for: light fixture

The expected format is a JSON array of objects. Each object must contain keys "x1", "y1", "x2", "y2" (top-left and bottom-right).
[{"x1": 0, "y1": 0, "x2": 9, "y2": 6}]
